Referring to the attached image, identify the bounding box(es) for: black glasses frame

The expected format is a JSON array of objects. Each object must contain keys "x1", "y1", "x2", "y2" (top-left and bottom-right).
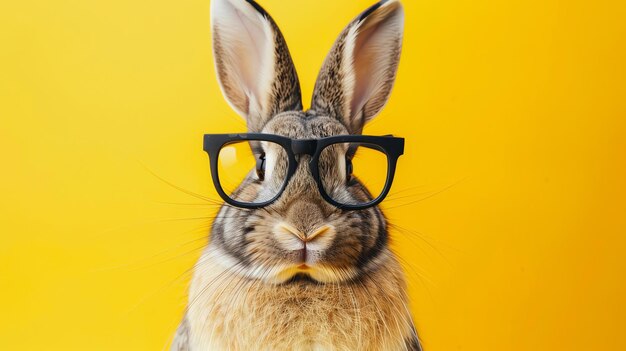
[{"x1": 203, "y1": 133, "x2": 404, "y2": 210}]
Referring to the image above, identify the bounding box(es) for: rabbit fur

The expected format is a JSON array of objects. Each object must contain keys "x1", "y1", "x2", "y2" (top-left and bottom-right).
[{"x1": 172, "y1": 0, "x2": 422, "y2": 350}]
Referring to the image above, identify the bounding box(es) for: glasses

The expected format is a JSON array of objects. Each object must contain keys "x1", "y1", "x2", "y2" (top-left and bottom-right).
[{"x1": 203, "y1": 133, "x2": 404, "y2": 210}]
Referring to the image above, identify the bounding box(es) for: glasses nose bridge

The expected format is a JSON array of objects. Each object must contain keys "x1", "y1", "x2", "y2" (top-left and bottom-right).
[{"x1": 290, "y1": 139, "x2": 317, "y2": 156}]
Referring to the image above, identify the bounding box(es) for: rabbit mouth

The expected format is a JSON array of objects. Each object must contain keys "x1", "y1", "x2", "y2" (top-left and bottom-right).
[
  {"x1": 282, "y1": 272, "x2": 319, "y2": 285},
  {"x1": 271, "y1": 262, "x2": 360, "y2": 285}
]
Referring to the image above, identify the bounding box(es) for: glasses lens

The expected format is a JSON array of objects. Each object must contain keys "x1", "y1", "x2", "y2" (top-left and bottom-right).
[
  {"x1": 217, "y1": 140, "x2": 288, "y2": 204},
  {"x1": 320, "y1": 142, "x2": 389, "y2": 206}
]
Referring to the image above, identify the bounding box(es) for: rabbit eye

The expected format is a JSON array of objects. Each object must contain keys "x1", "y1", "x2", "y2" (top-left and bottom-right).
[
  {"x1": 345, "y1": 156, "x2": 353, "y2": 183},
  {"x1": 256, "y1": 153, "x2": 266, "y2": 181}
]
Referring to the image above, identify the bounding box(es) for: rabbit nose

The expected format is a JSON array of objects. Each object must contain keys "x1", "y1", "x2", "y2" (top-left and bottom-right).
[
  {"x1": 274, "y1": 222, "x2": 336, "y2": 253},
  {"x1": 276, "y1": 223, "x2": 333, "y2": 242}
]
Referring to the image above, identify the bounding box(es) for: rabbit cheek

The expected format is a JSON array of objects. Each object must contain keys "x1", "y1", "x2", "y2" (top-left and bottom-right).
[
  {"x1": 322, "y1": 231, "x2": 364, "y2": 269},
  {"x1": 320, "y1": 207, "x2": 385, "y2": 269}
]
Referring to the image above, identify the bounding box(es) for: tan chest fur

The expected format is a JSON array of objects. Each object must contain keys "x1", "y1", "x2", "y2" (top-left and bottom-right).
[{"x1": 186, "y1": 250, "x2": 415, "y2": 351}]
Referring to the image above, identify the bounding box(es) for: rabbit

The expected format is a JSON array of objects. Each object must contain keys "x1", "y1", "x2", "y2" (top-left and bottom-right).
[{"x1": 171, "y1": 0, "x2": 422, "y2": 350}]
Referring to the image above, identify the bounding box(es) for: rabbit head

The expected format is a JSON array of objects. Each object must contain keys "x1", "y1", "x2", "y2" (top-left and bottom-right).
[{"x1": 209, "y1": 0, "x2": 404, "y2": 285}]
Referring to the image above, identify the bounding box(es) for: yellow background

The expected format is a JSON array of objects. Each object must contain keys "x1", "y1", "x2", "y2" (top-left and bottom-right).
[{"x1": 1, "y1": 0, "x2": 625, "y2": 349}]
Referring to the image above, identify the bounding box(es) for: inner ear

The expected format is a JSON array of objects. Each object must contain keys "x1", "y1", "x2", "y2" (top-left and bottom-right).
[
  {"x1": 211, "y1": 0, "x2": 302, "y2": 132},
  {"x1": 310, "y1": 0, "x2": 405, "y2": 135},
  {"x1": 352, "y1": 20, "x2": 395, "y2": 117},
  {"x1": 349, "y1": 3, "x2": 404, "y2": 125}
]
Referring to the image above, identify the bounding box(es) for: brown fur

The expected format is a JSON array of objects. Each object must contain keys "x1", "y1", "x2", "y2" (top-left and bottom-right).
[{"x1": 186, "y1": 248, "x2": 415, "y2": 350}]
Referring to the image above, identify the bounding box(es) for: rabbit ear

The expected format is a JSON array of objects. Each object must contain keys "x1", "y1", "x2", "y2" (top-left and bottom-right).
[
  {"x1": 211, "y1": 0, "x2": 302, "y2": 132},
  {"x1": 311, "y1": 0, "x2": 404, "y2": 134}
]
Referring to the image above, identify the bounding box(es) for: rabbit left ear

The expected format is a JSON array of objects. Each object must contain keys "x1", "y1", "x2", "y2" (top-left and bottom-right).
[
  {"x1": 311, "y1": 0, "x2": 405, "y2": 134},
  {"x1": 211, "y1": 0, "x2": 302, "y2": 132}
]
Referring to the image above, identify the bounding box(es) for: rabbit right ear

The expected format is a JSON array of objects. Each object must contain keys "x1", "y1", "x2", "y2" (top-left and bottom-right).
[
  {"x1": 311, "y1": 0, "x2": 405, "y2": 135},
  {"x1": 211, "y1": 0, "x2": 302, "y2": 132}
]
